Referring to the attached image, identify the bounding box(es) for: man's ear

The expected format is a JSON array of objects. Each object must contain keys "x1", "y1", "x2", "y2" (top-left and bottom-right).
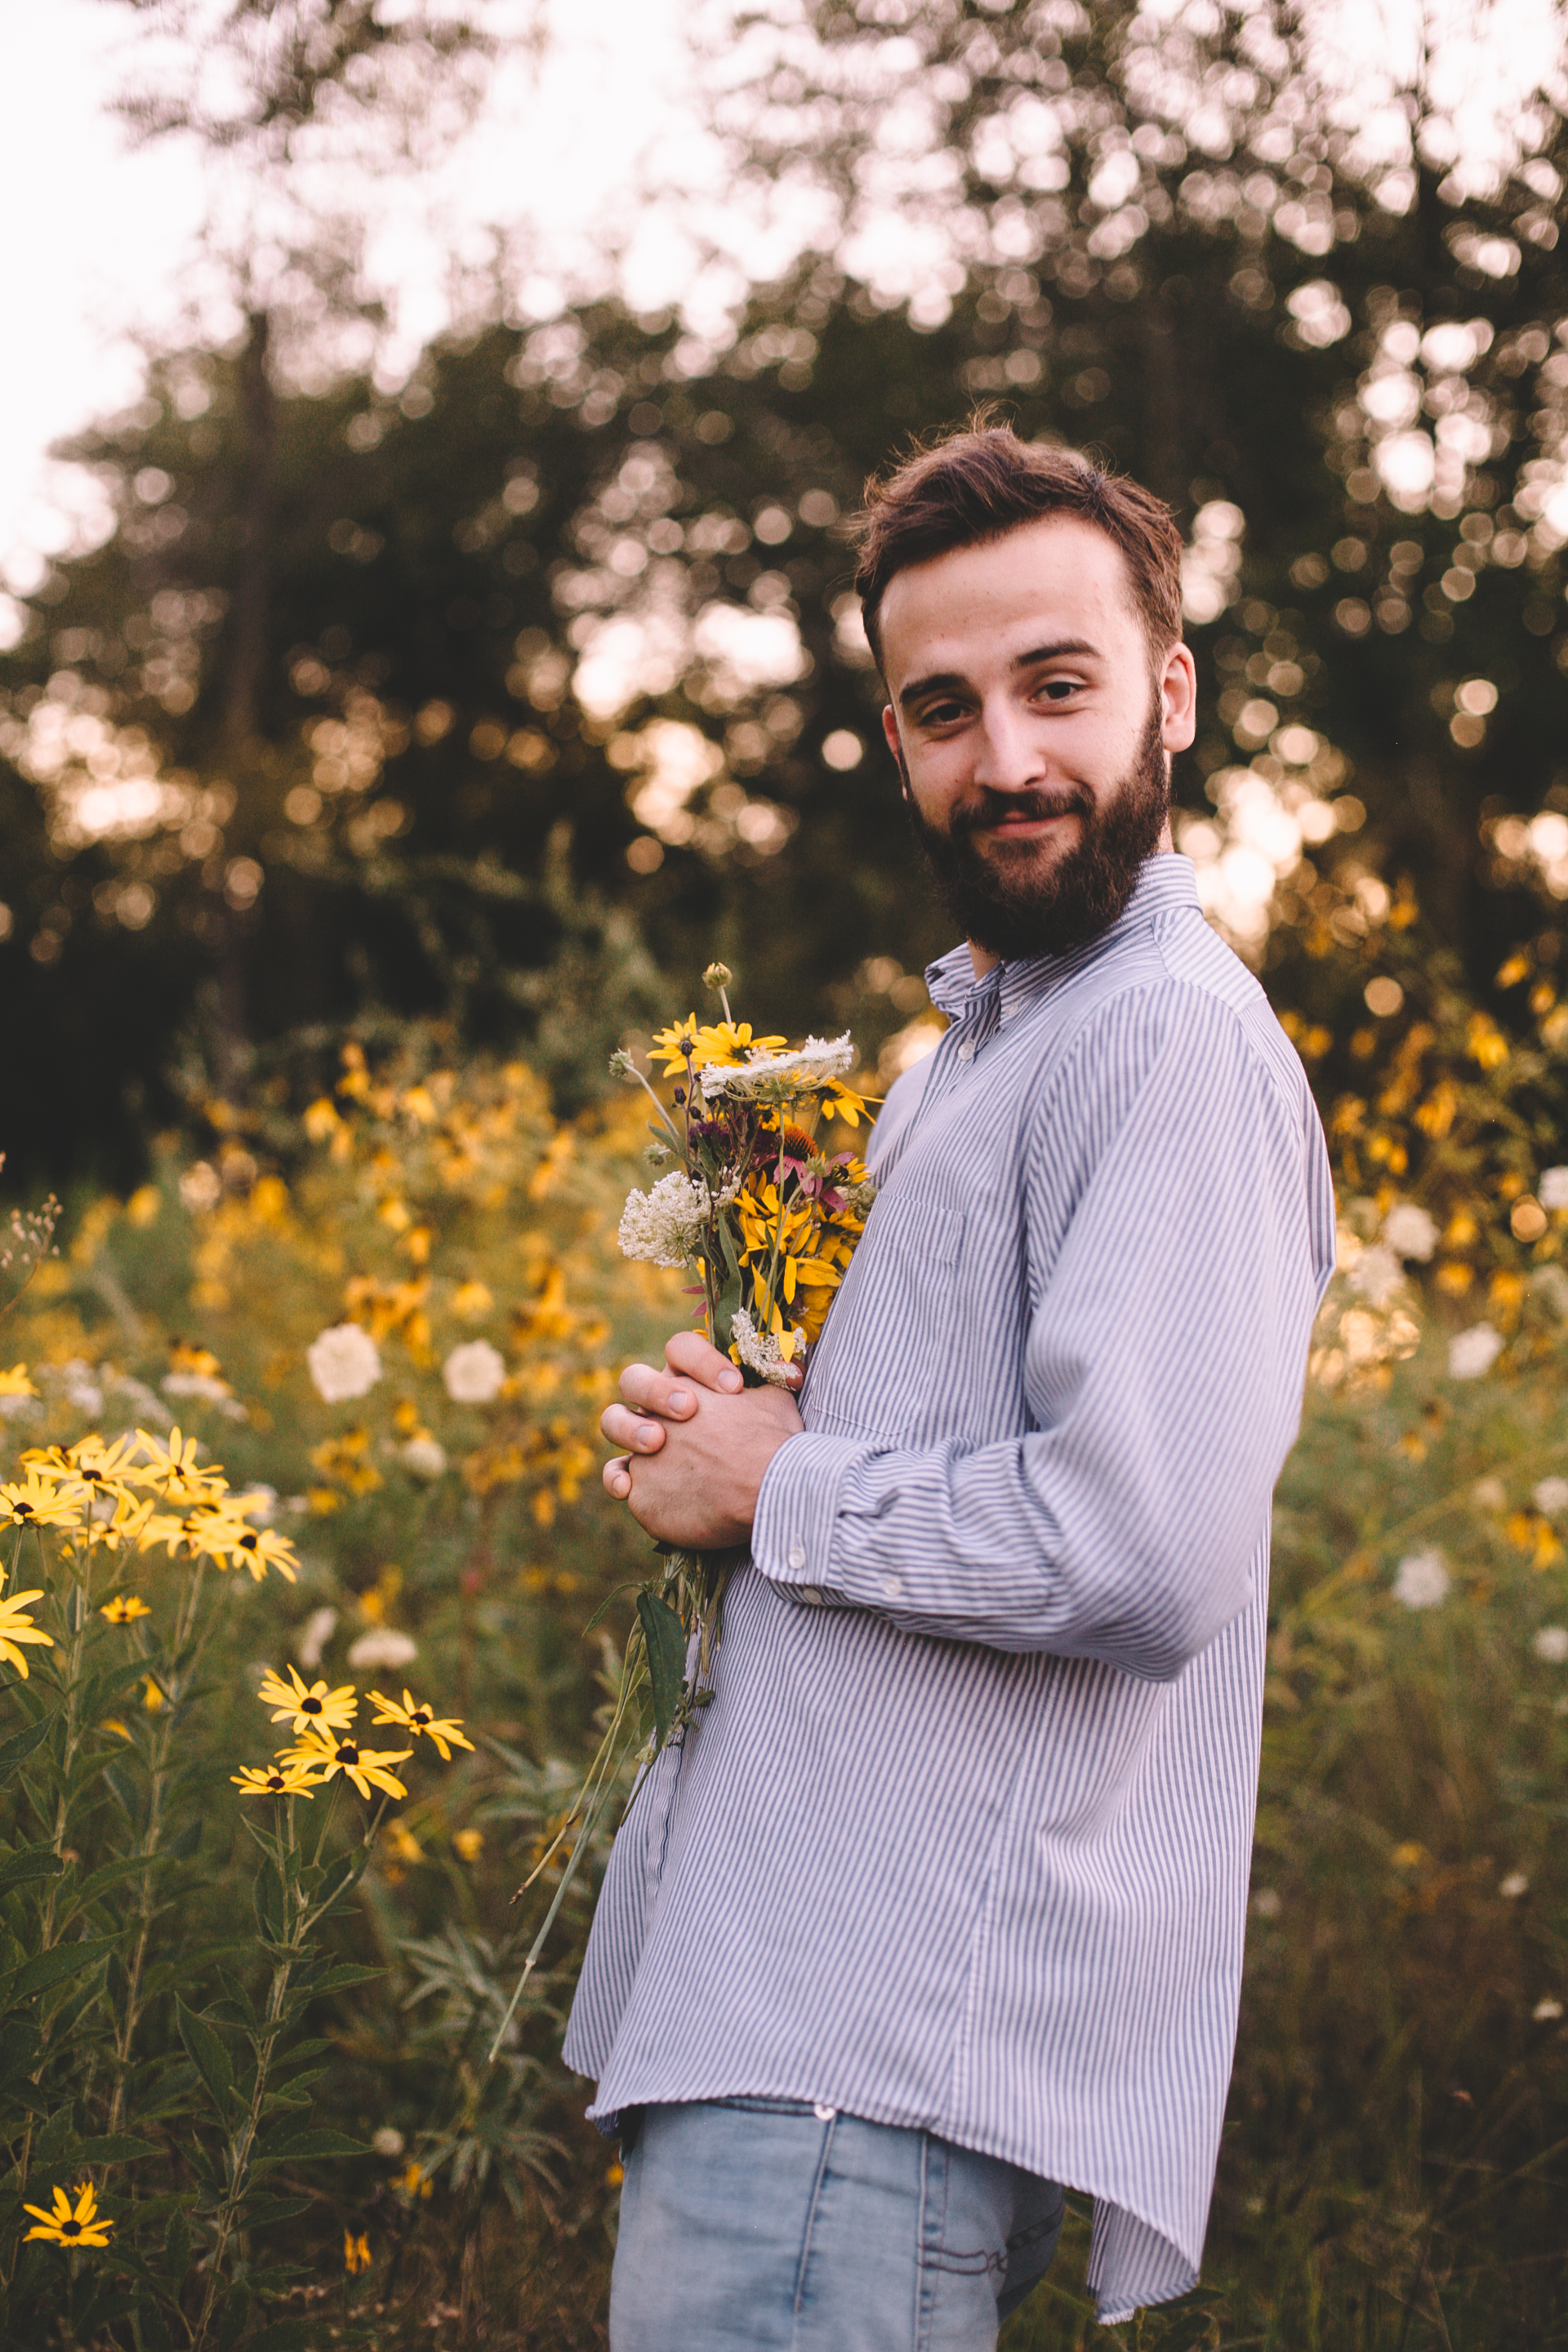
[
  {"x1": 1158, "y1": 643, "x2": 1199, "y2": 755},
  {"x1": 881, "y1": 703, "x2": 913, "y2": 802}
]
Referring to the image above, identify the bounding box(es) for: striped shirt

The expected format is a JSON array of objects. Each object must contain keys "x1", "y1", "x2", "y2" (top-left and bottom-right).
[{"x1": 564, "y1": 853, "x2": 1335, "y2": 2324}]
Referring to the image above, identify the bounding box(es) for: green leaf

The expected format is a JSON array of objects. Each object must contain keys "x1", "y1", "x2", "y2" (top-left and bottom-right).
[
  {"x1": 310, "y1": 1962, "x2": 384, "y2": 1995},
  {"x1": 163, "y1": 2207, "x2": 191, "y2": 2292},
  {"x1": 0, "y1": 1846, "x2": 64, "y2": 1893},
  {"x1": 637, "y1": 1589, "x2": 688, "y2": 1752},
  {"x1": 61, "y1": 1853, "x2": 161, "y2": 1919},
  {"x1": 0, "y1": 1717, "x2": 53, "y2": 1776},
  {"x1": 249, "y1": 2127, "x2": 368, "y2": 2170},
  {"x1": 70, "y1": 2132, "x2": 159, "y2": 2163},
  {"x1": 11, "y1": 1934, "x2": 117, "y2": 2002},
  {"x1": 238, "y1": 2194, "x2": 314, "y2": 2229},
  {"x1": 175, "y1": 1996, "x2": 234, "y2": 2119}
]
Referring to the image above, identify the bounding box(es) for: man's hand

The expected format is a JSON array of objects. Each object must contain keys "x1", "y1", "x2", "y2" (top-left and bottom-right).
[{"x1": 600, "y1": 1330, "x2": 803, "y2": 1548}]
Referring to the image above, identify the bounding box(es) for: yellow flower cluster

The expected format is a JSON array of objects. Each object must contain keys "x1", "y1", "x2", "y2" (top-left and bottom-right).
[
  {"x1": 0, "y1": 1423, "x2": 302, "y2": 1681},
  {"x1": 233, "y1": 1664, "x2": 473, "y2": 1803},
  {"x1": 730, "y1": 1143, "x2": 875, "y2": 1355},
  {"x1": 24, "y1": 2180, "x2": 114, "y2": 2249}
]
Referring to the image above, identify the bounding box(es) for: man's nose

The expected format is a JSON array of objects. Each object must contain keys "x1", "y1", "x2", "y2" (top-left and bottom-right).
[{"x1": 971, "y1": 699, "x2": 1045, "y2": 792}]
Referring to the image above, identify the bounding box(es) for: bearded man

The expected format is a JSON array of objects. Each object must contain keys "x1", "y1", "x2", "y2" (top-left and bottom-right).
[{"x1": 566, "y1": 425, "x2": 1334, "y2": 2348}]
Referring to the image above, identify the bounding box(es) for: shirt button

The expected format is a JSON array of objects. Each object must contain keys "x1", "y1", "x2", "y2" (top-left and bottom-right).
[
  {"x1": 956, "y1": 1039, "x2": 975, "y2": 1062},
  {"x1": 813, "y1": 2103, "x2": 837, "y2": 2122},
  {"x1": 786, "y1": 1544, "x2": 806, "y2": 1570},
  {"x1": 880, "y1": 1575, "x2": 903, "y2": 1601},
  {"x1": 799, "y1": 1586, "x2": 823, "y2": 1606}
]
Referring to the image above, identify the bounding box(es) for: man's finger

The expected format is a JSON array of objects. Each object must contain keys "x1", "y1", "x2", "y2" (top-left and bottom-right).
[
  {"x1": 601, "y1": 1402, "x2": 668, "y2": 1454},
  {"x1": 664, "y1": 1329, "x2": 745, "y2": 1392},
  {"x1": 603, "y1": 1455, "x2": 633, "y2": 1499},
  {"x1": 617, "y1": 1361, "x2": 699, "y2": 1419}
]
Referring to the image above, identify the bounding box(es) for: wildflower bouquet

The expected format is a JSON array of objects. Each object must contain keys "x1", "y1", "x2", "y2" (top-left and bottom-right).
[{"x1": 491, "y1": 968, "x2": 876, "y2": 2054}]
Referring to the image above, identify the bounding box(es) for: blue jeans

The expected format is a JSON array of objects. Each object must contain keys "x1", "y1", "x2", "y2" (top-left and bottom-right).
[{"x1": 609, "y1": 2100, "x2": 1066, "y2": 2350}]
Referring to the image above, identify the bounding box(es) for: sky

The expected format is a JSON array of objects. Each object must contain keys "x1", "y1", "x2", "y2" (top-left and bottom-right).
[{"x1": 0, "y1": 0, "x2": 727, "y2": 594}]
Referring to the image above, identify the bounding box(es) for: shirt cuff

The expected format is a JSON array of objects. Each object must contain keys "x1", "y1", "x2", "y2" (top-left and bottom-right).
[{"x1": 752, "y1": 1429, "x2": 872, "y2": 1608}]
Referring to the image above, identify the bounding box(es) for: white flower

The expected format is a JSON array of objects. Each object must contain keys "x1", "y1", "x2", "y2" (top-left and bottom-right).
[
  {"x1": 306, "y1": 1322, "x2": 382, "y2": 1403},
  {"x1": 372, "y1": 2127, "x2": 406, "y2": 2158},
  {"x1": 347, "y1": 1626, "x2": 419, "y2": 1670},
  {"x1": 1448, "y1": 1322, "x2": 1503, "y2": 1381},
  {"x1": 1535, "y1": 1477, "x2": 1568, "y2": 1517},
  {"x1": 443, "y1": 1339, "x2": 506, "y2": 1404},
  {"x1": 1534, "y1": 1998, "x2": 1563, "y2": 2021},
  {"x1": 617, "y1": 1170, "x2": 709, "y2": 1268},
  {"x1": 1381, "y1": 1203, "x2": 1439, "y2": 1263},
  {"x1": 1499, "y1": 1871, "x2": 1530, "y2": 1900},
  {"x1": 163, "y1": 1370, "x2": 231, "y2": 1402},
  {"x1": 1251, "y1": 1887, "x2": 1281, "y2": 1919},
  {"x1": 1539, "y1": 1166, "x2": 1568, "y2": 1210},
  {"x1": 698, "y1": 1033, "x2": 854, "y2": 1101},
  {"x1": 1472, "y1": 1475, "x2": 1507, "y2": 1513},
  {"x1": 1393, "y1": 1548, "x2": 1450, "y2": 1609},
  {"x1": 400, "y1": 1435, "x2": 448, "y2": 1480},
  {"x1": 295, "y1": 1607, "x2": 339, "y2": 1670},
  {"x1": 1347, "y1": 1244, "x2": 1403, "y2": 1307},
  {"x1": 729, "y1": 1307, "x2": 805, "y2": 1388},
  {"x1": 1534, "y1": 1625, "x2": 1568, "y2": 1663}
]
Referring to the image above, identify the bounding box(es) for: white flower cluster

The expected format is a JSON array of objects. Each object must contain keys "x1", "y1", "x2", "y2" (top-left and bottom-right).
[
  {"x1": 306, "y1": 1322, "x2": 382, "y2": 1403},
  {"x1": 1381, "y1": 1203, "x2": 1439, "y2": 1263},
  {"x1": 618, "y1": 1171, "x2": 710, "y2": 1267},
  {"x1": 1393, "y1": 1548, "x2": 1450, "y2": 1610},
  {"x1": 347, "y1": 1625, "x2": 418, "y2": 1671},
  {"x1": 1448, "y1": 1322, "x2": 1503, "y2": 1381},
  {"x1": 1346, "y1": 1244, "x2": 1402, "y2": 1307},
  {"x1": 400, "y1": 1434, "x2": 449, "y2": 1479},
  {"x1": 1539, "y1": 1166, "x2": 1568, "y2": 1210},
  {"x1": 698, "y1": 1033, "x2": 854, "y2": 1102},
  {"x1": 1533, "y1": 1624, "x2": 1568, "y2": 1664},
  {"x1": 443, "y1": 1339, "x2": 506, "y2": 1404},
  {"x1": 730, "y1": 1307, "x2": 805, "y2": 1388},
  {"x1": 1535, "y1": 1477, "x2": 1568, "y2": 1517}
]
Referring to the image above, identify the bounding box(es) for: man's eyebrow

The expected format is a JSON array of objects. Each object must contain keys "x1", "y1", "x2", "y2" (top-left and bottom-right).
[{"x1": 898, "y1": 639, "x2": 1102, "y2": 712}]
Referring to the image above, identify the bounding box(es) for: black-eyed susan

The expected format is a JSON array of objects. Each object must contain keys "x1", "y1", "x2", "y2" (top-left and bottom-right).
[
  {"x1": 0, "y1": 1468, "x2": 85, "y2": 1533},
  {"x1": 24, "y1": 2180, "x2": 114, "y2": 2247},
  {"x1": 198, "y1": 1513, "x2": 300, "y2": 1584},
  {"x1": 367, "y1": 1689, "x2": 474, "y2": 1762},
  {"x1": 399, "y1": 2161, "x2": 434, "y2": 2202},
  {"x1": 0, "y1": 1579, "x2": 54, "y2": 1677},
  {"x1": 344, "y1": 2230, "x2": 372, "y2": 2275},
  {"x1": 232, "y1": 1759, "x2": 327, "y2": 1799},
  {"x1": 100, "y1": 1594, "x2": 151, "y2": 1624},
  {"x1": 283, "y1": 1726, "x2": 411, "y2": 1801},
  {"x1": 0, "y1": 1365, "x2": 38, "y2": 1399},
  {"x1": 131, "y1": 1426, "x2": 227, "y2": 1502},
  {"x1": 256, "y1": 1663, "x2": 358, "y2": 1737}
]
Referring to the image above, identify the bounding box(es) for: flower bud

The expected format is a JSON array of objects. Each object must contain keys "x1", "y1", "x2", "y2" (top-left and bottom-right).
[{"x1": 702, "y1": 963, "x2": 733, "y2": 991}]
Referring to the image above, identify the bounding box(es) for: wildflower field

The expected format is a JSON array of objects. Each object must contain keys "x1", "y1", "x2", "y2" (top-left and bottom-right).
[{"x1": 2, "y1": 1004, "x2": 1568, "y2": 2350}]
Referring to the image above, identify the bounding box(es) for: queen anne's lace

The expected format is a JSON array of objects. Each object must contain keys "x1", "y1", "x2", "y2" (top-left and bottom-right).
[
  {"x1": 617, "y1": 1172, "x2": 710, "y2": 1268},
  {"x1": 729, "y1": 1307, "x2": 805, "y2": 1388},
  {"x1": 698, "y1": 1034, "x2": 854, "y2": 1102}
]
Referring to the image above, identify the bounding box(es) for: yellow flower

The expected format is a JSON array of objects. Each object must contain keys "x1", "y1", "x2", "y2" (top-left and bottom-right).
[
  {"x1": 0, "y1": 1468, "x2": 86, "y2": 1533},
  {"x1": 142, "y1": 1677, "x2": 165, "y2": 1713},
  {"x1": 344, "y1": 2230, "x2": 372, "y2": 2275},
  {"x1": 132, "y1": 1428, "x2": 228, "y2": 1502},
  {"x1": 24, "y1": 2180, "x2": 114, "y2": 2247},
  {"x1": 453, "y1": 1827, "x2": 483, "y2": 1862},
  {"x1": 399, "y1": 2160, "x2": 434, "y2": 2201},
  {"x1": 367, "y1": 1689, "x2": 474, "y2": 1762},
  {"x1": 231, "y1": 1760, "x2": 326, "y2": 1798},
  {"x1": 0, "y1": 1365, "x2": 37, "y2": 1398},
  {"x1": 283, "y1": 1726, "x2": 411, "y2": 1801},
  {"x1": 191, "y1": 1508, "x2": 300, "y2": 1584},
  {"x1": 648, "y1": 1017, "x2": 787, "y2": 1074},
  {"x1": 100, "y1": 1594, "x2": 151, "y2": 1624},
  {"x1": 256, "y1": 1664, "x2": 358, "y2": 1736},
  {"x1": 385, "y1": 1819, "x2": 423, "y2": 1864},
  {"x1": 0, "y1": 1583, "x2": 54, "y2": 1678}
]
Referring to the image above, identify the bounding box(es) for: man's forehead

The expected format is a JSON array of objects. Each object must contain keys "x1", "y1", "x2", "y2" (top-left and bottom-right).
[{"x1": 877, "y1": 514, "x2": 1142, "y2": 675}]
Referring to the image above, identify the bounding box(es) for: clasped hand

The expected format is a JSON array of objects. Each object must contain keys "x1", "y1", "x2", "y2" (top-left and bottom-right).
[{"x1": 599, "y1": 1330, "x2": 804, "y2": 1549}]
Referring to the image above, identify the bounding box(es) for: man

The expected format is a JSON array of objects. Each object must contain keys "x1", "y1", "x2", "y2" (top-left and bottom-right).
[{"x1": 566, "y1": 425, "x2": 1335, "y2": 2346}]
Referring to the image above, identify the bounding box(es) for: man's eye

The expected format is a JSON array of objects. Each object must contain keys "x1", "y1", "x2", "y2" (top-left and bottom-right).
[
  {"x1": 920, "y1": 701, "x2": 969, "y2": 728},
  {"x1": 1036, "y1": 679, "x2": 1082, "y2": 702}
]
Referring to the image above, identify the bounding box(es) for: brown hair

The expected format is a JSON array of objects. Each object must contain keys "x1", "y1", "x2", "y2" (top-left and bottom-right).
[{"x1": 852, "y1": 424, "x2": 1184, "y2": 673}]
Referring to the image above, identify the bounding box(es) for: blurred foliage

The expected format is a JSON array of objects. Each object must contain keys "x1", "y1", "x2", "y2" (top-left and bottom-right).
[{"x1": 6, "y1": 3, "x2": 1568, "y2": 1190}]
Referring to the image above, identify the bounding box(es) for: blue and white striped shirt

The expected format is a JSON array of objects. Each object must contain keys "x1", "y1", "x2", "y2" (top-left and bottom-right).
[{"x1": 564, "y1": 854, "x2": 1335, "y2": 2323}]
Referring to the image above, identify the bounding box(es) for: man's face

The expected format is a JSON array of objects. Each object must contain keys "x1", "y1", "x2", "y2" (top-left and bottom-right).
[{"x1": 877, "y1": 515, "x2": 1197, "y2": 968}]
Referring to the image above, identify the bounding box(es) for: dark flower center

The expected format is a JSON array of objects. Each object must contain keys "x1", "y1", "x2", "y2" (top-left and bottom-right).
[
  {"x1": 239, "y1": 1532, "x2": 258, "y2": 1551},
  {"x1": 336, "y1": 1741, "x2": 359, "y2": 1764},
  {"x1": 412, "y1": 1709, "x2": 431, "y2": 1727},
  {"x1": 302, "y1": 1696, "x2": 323, "y2": 1713},
  {"x1": 62, "y1": 2221, "x2": 82, "y2": 2238},
  {"x1": 266, "y1": 1772, "x2": 285, "y2": 1789}
]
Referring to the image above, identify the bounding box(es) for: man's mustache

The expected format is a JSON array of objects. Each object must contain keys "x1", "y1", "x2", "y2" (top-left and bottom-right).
[{"x1": 947, "y1": 787, "x2": 1094, "y2": 837}]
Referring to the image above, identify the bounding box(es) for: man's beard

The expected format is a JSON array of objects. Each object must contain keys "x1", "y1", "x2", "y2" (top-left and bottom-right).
[{"x1": 903, "y1": 700, "x2": 1170, "y2": 962}]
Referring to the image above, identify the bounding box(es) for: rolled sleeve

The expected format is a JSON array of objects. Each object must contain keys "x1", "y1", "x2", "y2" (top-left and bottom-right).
[{"x1": 751, "y1": 1429, "x2": 870, "y2": 1607}]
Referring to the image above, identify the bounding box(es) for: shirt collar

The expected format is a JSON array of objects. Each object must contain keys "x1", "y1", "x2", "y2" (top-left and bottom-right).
[{"x1": 924, "y1": 853, "x2": 1200, "y2": 1022}]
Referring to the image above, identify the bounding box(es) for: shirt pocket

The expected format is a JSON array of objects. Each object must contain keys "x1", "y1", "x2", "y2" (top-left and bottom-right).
[{"x1": 804, "y1": 1192, "x2": 966, "y2": 1440}]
